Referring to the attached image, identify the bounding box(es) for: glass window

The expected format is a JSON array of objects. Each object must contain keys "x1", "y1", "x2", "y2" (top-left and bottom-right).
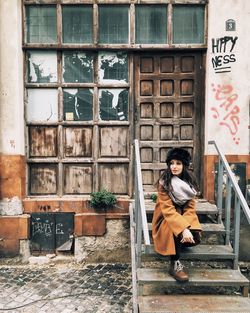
[
  {"x1": 173, "y1": 5, "x2": 205, "y2": 44},
  {"x1": 27, "y1": 89, "x2": 58, "y2": 122},
  {"x1": 26, "y1": 6, "x2": 57, "y2": 43},
  {"x1": 63, "y1": 89, "x2": 93, "y2": 121},
  {"x1": 136, "y1": 5, "x2": 167, "y2": 44},
  {"x1": 98, "y1": 52, "x2": 128, "y2": 83},
  {"x1": 62, "y1": 5, "x2": 93, "y2": 43},
  {"x1": 63, "y1": 51, "x2": 94, "y2": 83},
  {"x1": 99, "y1": 5, "x2": 129, "y2": 44},
  {"x1": 27, "y1": 51, "x2": 57, "y2": 83},
  {"x1": 99, "y1": 89, "x2": 128, "y2": 121}
]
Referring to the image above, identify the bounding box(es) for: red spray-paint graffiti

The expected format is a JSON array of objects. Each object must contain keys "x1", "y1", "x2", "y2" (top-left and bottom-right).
[{"x1": 211, "y1": 83, "x2": 240, "y2": 144}]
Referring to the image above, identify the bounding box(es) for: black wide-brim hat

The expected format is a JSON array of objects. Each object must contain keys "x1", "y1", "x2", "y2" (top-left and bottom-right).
[{"x1": 166, "y1": 148, "x2": 191, "y2": 167}]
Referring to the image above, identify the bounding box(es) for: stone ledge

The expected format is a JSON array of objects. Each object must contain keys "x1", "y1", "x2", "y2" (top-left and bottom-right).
[{"x1": 23, "y1": 198, "x2": 130, "y2": 214}]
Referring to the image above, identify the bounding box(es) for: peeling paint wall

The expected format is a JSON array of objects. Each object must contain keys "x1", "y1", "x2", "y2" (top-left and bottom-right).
[
  {"x1": 0, "y1": 0, "x2": 24, "y2": 155},
  {"x1": 205, "y1": 0, "x2": 250, "y2": 155}
]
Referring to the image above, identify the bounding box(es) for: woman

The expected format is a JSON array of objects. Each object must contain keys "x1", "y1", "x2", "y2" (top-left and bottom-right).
[{"x1": 152, "y1": 148, "x2": 202, "y2": 282}]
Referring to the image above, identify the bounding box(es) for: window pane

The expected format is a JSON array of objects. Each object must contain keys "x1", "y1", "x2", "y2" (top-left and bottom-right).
[
  {"x1": 173, "y1": 5, "x2": 205, "y2": 44},
  {"x1": 63, "y1": 89, "x2": 93, "y2": 121},
  {"x1": 27, "y1": 89, "x2": 58, "y2": 122},
  {"x1": 26, "y1": 6, "x2": 57, "y2": 43},
  {"x1": 29, "y1": 164, "x2": 57, "y2": 195},
  {"x1": 27, "y1": 51, "x2": 57, "y2": 83},
  {"x1": 63, "y1": 51, "x2": 94, "y2": 83},
  {"x1": 62, "y1": 5, "x2": 93, "y2": 43},
  {"x1": 99, "y1": 6, "x2": 129, "y2": 44},
  {"x1": 136, "y1": 5, "x2": 167, "y2": 44},
  {"x1": 99, "y1": 89, "x2": 128, "y2": 121},
  {"x1": 98, "y1": 52, "x2": 128, "y2": 83}
]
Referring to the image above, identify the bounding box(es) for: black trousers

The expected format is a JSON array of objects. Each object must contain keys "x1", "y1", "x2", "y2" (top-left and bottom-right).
[
  {"x1": 170, "y1": 235, "x2": 182, "y2": 261},
  {"x1": 170, "y1": 231, "x2": 201, "y2": 261}
]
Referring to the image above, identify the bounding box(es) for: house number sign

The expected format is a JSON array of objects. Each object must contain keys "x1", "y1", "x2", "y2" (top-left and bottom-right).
[{"x1": 226, "y1": 19, "x2": 236, "y2": 31}]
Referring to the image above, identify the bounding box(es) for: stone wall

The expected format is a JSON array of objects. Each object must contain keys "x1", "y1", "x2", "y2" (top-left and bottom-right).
[{"x1": 74, "y1": 219, "x2": 130, "y2": 263}]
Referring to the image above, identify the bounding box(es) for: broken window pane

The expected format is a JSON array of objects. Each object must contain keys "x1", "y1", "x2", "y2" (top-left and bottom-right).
[
  {"x1": 27, "y1": 89, "x2": 58, "y2": 122},
  {"x1": 99, "y1": 5, "x2": 129, "y2": 44},
  {"x1": 136, "y1": 5, "x2": 167, "y2": 44},
  {"x1": 62, "y1": 5, "x2": 93, "y2": 43},
  {"x1": 26, "y1": 6, "x2": 57, "y2": 43},
  {"x1": 173, "y1": 5, "x2": 205, "y2": 44},
  {"x1": 63, "y1": 52, "x2": 94, "y2": 83},
  {"x1": 27, "y1": 51, "x2": 57, "y2": 83},
  {"x1": 98, "y1": 52, "x2": 128, "y2": 83},
  {"x1": 63, "y1": 89, "x2": 93, "y2": 121},
  {"x1": 99, "y1": 89, "x2": 128, "y2": 121}
]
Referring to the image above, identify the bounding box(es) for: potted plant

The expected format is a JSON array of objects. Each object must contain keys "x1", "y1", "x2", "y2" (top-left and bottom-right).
[{"x1": 90, "y1": 189, "x2": 117, "y2": 211}]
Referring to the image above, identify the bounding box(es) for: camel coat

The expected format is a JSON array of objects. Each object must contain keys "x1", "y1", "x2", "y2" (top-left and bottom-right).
[{"x1": 152, "y1": 184, "x2": 202, "y2": 256}]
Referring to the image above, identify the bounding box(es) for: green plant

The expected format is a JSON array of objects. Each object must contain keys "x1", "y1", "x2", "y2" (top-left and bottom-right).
[
  {"x1": 150, "y1": 193, "x2": 157, "y2": 203},
  {"x1": 90, "y1": 189, "x2": 117, "y2": 210}
]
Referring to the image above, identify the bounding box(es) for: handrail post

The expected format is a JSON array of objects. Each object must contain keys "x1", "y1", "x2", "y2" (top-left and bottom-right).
[
  {"x1": 134, "y1": 140, "x2": 150, "y2": 246},
  {"x1": 136, "y1": 203, "x2": 142, "y2": 267},
  {"x1": 134, "y1": 165, "x2": 139, "y2": 227},
  {"x1": 217, "y1": 159, "x2": 223, "y2": 223},
  {"x1": 224, "y1": 177, "x2": 232, "y2": 245},
  {"x1": 233, "y1": 197, "x2": 240, "y2": 269},
  {"x1": 129, "y1": 207, "x2": 139, "y2": 313}
]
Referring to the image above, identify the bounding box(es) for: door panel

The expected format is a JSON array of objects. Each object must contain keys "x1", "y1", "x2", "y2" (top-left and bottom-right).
[{"x1": 135, "y1": 52, "x2": 204, "y2": 192}]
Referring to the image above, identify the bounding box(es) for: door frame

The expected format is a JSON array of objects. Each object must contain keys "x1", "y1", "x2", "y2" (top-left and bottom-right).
[{"x1": 133, "y1": 50, "x2": 206, "y2": 194}]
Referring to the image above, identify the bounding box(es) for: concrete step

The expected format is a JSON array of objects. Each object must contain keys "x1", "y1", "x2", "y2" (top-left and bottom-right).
[
  {"x1": 201, "y1": 222, "x2": 225, "y2": 233},
  {"x1": 137, "y1": 268, "x2": 249, "y2": 297},
  {"x1": 138, "y1": 295, "x2": 250, "y2": 313},
  {"x1": 147, "y1": 222, "x2": 225, "y2": 234},
  {"x1": 145, "y1": 200, "x2": 218, "y2": 216},
  {"x1": 142, "y1": 244, "x2": 235, "y2": 260}
]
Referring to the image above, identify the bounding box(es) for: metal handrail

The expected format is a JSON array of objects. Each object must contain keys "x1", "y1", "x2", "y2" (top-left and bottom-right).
[
  {"x1": 208, "y1": 140, "x2": 250, "y2": 223},
  {"x1": 134, "y1": 139, "x2": 150, "y2": 246},
  {"x1": 208, "y1": 140, "x2": 250, "y2": 269}
]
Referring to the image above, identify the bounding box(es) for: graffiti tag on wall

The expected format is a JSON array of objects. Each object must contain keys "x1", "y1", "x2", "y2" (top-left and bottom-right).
[
  {"x1": 211, "y1": 36, "x2": 238, "y2": 73},
  {"x1": 211, "y1": 83, "x2": 240, "y2": 144}
]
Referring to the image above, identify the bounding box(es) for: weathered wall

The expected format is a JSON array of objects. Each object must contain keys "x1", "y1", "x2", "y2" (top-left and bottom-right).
[
  {"x1": 74, "y1": 219, "x2": 130, "y2": 263},
  {"x1": 0, "y1": 0, "x2": 24, "y2": 156},
  {"x1": 0, "y1": 0, "x2": 26, "y2": 255},
  {"x1": 205, "y1": 0, "x2": 250, "y2": 155},
  {"x1": 0, "y1": 0, "x2": 25, "y2": 213}
]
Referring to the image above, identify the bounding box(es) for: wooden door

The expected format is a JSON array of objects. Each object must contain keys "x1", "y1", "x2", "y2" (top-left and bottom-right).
[{"x1": 135, "y1": 52, "x2": 204, "y2": 192}]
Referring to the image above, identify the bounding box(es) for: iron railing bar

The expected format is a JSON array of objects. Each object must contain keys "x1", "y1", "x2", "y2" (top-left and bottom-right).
[
  {"x1": 134, "y1": 139, "x2": 150, "y2": 245},
  {"x1": 233, "y1": 197, "x2": 240, "y2": 269},
  {"x1": 225, "y1": 177, "x2": 232, "y2": 245},
  {"x1": 217, "y1": 159, "x2": 223, "y2": 223},
  {"x1": 129, "y1": 206, "x2": 139, "y2": 313},
  {"x1": 136, "y1": 203, "x2": 142, "y2": 267},
  {"x1": 208, "y1": 140, "x2": 250, "y2": 224},
  {"x1": 134, "y1": 166, "x2": 139, "y2": 227}
]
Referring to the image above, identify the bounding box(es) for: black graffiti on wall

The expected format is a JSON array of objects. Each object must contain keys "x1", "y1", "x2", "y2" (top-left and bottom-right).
[{"x1": 211, "y1": 36, "x2": 238, "y2": 73}]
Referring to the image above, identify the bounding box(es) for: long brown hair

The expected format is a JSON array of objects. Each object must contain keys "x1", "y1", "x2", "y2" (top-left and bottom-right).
[{"x1": 158, "y1": 165, "x2": 199, "y2": 193}]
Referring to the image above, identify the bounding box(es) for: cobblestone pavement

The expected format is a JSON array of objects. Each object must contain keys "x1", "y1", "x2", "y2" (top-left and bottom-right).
[{"x1": 0, "y1": 262, "x2": 132, "y2": 313}]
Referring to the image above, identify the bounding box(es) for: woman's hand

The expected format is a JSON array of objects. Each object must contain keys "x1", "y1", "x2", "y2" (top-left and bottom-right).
[{"x1": 181, "y1": 228, "x2": 195, "y2": 244}]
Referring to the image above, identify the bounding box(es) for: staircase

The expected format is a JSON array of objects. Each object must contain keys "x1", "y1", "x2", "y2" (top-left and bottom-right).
[{"x1": 131, "y1": 140, "x2": 250, "y2": 313}]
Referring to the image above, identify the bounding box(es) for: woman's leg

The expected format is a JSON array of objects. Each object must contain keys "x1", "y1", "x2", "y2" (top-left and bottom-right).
[{"x1": 169, "y1": 235, "x2": 189, "y2": 282}]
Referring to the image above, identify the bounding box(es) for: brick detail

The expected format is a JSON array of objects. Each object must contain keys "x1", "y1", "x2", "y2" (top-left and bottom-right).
[
  {"x1": 0, "y1": 215, "x2": 30, "y2": 256},
  {"x1": 203, "y1": 154, "x2": 250, "y2": 202},
  {"x1": 0, "y1": 155, "x2": 26, "y2": 199},
  {"x1": 0, "y1": 215, "x2": 29, "y2": 239},
  {"x1": 75, "y1": 214, "x2": 106, "y2": 236},
  {"x1": 23, "y1": 199, "x2": 130, "y2": 215},
  {"x1": 0, "y1": 239, "x2": 20, "y2": 257}
]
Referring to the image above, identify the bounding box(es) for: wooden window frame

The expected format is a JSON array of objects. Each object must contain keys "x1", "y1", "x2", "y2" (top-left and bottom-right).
[
  {"x1": 23, "y1": 0, "x2": 208, "y2": 50},
  {"x1": 24, "y1": 50, "x2": 132, "y2": 197},
  {"x1": 22, "y1": 0, "x2": 207, "y2": 198}
]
